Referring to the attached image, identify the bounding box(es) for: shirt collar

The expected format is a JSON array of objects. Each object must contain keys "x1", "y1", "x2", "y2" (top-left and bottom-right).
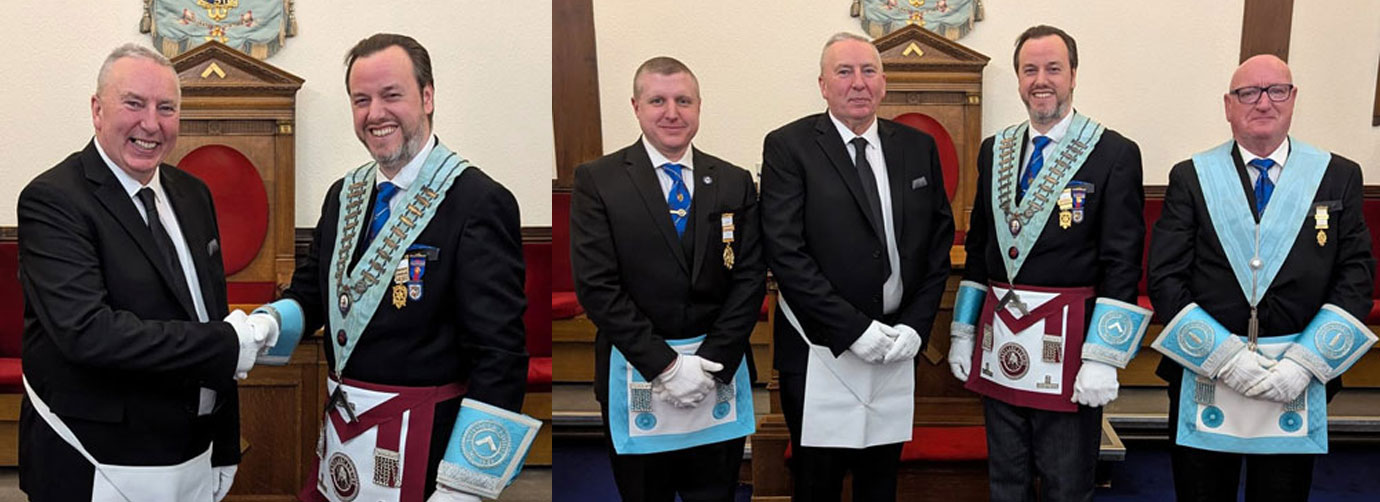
[
  {"x1": 94, "y1": 136, "x2": 163, "y2": 198},
  {"x1": 1236, "y1": 138, "x2": 1290, "y2": 169},
  {"x1": 1030, "y1": 110, "x2": 1074, "y2": 144},
  {"x1": 642, "y1": 136, "x2": 695, "y2": 171},
  {"x1": 375, "y1": 134, "x2": 438, "y2": 189},
  {"x1": 828, "y1": 111, "x2": 881, "y2": 148}
]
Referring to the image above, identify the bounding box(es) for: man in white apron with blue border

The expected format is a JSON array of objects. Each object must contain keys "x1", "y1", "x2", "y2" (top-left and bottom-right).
[
  {"x1": 949, "y1": 25, "x2": 1150, "y2": 501},
  {"x1": 570, "y1": 56, "x2": 765, "y2": 502},
  {"x1": 250, "y1": 34, "x2": 538, "y2": 502},
  {"x1": 1148, "y1": 54, "x2": 1375, "y2": 501}
]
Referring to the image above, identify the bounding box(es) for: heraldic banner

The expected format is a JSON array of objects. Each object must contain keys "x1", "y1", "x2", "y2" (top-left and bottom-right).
[{"x1": 143, "y1": 0, "x2": 298, "y2": 59}]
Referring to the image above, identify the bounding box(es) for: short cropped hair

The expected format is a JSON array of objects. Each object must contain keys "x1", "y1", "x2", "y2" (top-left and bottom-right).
[
  {"x1": 632, "y1": 56, "x2": 698, "y2": 98},
  {"x1": 96, "y1": 43, "x2": 177, "y2": 97},
  {"x1": 819, "y1": 32, "x2": 881, "y2": 75},
  {"x1": 1013, "y1": 25, "x2": 1079, "y2": 72}
]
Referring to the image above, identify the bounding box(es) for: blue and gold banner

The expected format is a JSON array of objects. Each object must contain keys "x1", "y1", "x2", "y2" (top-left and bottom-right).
[{"x1": 144, "y1": 0, "x2": 298, "y2": 59}]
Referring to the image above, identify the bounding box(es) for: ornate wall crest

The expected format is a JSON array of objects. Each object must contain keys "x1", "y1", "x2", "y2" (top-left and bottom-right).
[
  {"x1": 141, "y1": 0, "x2": 298, "y2": 59},
  {"x1": 851, "y1": 0, "x2": 984, "y2": 41}
]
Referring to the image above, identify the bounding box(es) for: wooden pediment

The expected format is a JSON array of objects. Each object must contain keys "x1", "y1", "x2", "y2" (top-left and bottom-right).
[
  {"x1": 874, "y1": 24, "x2": 990, "y2": 73},
  {"x1": 171, "y1": 41, "x2": 304, "y2": 97}
]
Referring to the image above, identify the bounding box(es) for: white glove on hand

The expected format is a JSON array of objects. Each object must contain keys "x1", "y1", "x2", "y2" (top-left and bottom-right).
[
  {"x1": 224, "y1": 310, "x2": 259, "y2": 380},
  {"x1": 246, "y1": 312, "x2": 280, "y2": 356},
  {"x1": 427, "y1": 483, "x2": 482, "y2": 502},
  {"x1": 1071, "y1": 360, "x2": 1119, "y2": 407},
  {"x1": 1216, "y1": 349, "x2": 1276, "y2": 395},
  {"x1": 849, "y1": 321, "x2": 897, "y2": 364},
  {"x1": 1245, "y1": 358, "x2": 1313, "y2": 403},
  {"x1": 652, "y1": 355, "x2": 723, "y2": 408},
  {"x1": 210, "y1": 465, "x2": 237, "y2": 502},
  {"x1": 947, "y1": 328, "x2": 975, "y2": 382},
  {"x1": 882, "y1": 324, "x2": 922, "y2": 364}
]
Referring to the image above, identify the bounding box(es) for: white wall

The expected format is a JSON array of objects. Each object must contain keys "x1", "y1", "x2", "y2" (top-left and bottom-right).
[
  {"x1": 0, "y1": 1, "x2": 553, "y2": 227},
  {"x1": 593, "y1": 0, "x2": 1380, "y2": 184}
]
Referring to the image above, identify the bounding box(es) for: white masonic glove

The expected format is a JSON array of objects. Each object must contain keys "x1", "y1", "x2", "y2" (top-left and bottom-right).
[
  {"x1": 224, "y1": 310, "x2": 259, "y2": 380},
  {"x1": 1216, "y1": 349, "x2": 1276, "y2": 395},
  {"x1": 1071, "y1": 360, "x2": 1119, "y2": 407},
  {"x1": 245, "y1": 312, "x2": 280, "y2": 356},
  {"x1": 653, "y1": 355, "x2": 723, "y2": 408},
  {"x1": 947, "y1": 328, "x2": 975, "y2": 382},
  {"x1": 210, "y1": 465, "x2": 237, "y2": 502},
  {"x1": 1245, "y1": 358, "x2": 1313, "y2": 403},
  {"x1": 849, "y1": 321, "x2": 897, "y2": 364},
  {"x1": 427, "y1": 483, "x2": 482, "y2": 502},
  {"x1": 882, "y1": 324, "x2": 923, "y2": 364}
]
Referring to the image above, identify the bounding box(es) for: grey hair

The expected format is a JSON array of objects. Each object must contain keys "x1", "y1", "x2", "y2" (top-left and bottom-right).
[
  {"x1": 819, "y1": 32, "x2": 881, "y2": 74},
  {"x1": 96, "y1": 43, "x2": 178, "y2": 97}
]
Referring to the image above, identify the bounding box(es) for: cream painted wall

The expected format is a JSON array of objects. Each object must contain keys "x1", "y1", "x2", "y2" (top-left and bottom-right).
[
  {"x1": 593, "y1": 0, "x2": 1380, "y2": 184},
  {"x1": 0, "y1": 1, "x2": 553, "y2": 227}
]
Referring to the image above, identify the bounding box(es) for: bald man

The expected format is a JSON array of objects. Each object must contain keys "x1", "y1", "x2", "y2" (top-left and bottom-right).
[{"x1": 1148, "y1": 54, "x2": 1375, "y2": 501}]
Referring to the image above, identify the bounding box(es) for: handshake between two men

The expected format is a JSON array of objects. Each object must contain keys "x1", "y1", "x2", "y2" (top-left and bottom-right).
[{"x1": 223, "y1": 310, "x2": 281, "y2": 380}]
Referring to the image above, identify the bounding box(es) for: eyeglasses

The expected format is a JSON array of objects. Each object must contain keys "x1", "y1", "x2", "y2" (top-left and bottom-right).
[{"x1": 1230, "y1": 83, "x2": 1294, "y2": 104}]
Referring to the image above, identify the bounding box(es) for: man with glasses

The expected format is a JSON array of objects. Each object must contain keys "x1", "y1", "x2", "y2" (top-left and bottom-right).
[
  {"x1": 1147, "y1": 55, "x2": 1374, "y2": 501},
  {"x1": 949, "y1": 25, "x2": 1148, "y2": 500}
]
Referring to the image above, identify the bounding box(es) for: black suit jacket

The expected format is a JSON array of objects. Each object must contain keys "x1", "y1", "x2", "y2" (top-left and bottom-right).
[
  {"x1": 761, "y1": 114, "x2": 955, "y2": 374},
  {"x1": 572, "y1": 142, "x2": 766, "y2": 403},
  {"x1": 18, "y1": 141, "x2": 239, "y2": 497},
  {"x1": 1148, "y1": 143, "x2": 1373, "y2": 395},
  {"x1": 964, "y1": 129, "x2": 1145, "y2": 301}
]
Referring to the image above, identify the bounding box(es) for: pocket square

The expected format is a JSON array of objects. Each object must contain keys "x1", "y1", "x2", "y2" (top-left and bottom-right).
[
  {"x1": 207, "y1": 239, "x2": 219, "y2": 256},
  {"x1": 911, "y1": 177, "x2": 928, "y2": 189}
]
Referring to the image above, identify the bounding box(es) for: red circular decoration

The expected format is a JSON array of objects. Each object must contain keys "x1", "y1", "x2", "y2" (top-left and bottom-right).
[
  {"x1": 891, "y1": 112, "x2": 960, "y2": 201},
  {"x1": 177, "y1": 145, "x2": 269, "y2": 276}
]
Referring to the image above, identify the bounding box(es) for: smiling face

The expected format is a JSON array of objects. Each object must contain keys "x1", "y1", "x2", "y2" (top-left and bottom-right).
[
  {"x1": 91, "y1": 56, "x2": 181, "y2": 185},
  {"x1": 819, "y1": 38, "x2": 886, "y2": 135},
  {"x1": 348, "y1": 45, "x2": 434, "y2": 175},
  {"x1": 1016, "y1": 35, "x2": 1076, "y2": 131},
  {"x1": 632, "y1": 70, "x2": 700, "y2": 161},
  {"x1": 1225, "y1": 55, "x2": 1295, "y2": 156}
]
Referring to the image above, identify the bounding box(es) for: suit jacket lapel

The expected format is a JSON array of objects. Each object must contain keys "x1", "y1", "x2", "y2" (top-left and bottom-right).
[
  {"x1": 163, "y1": 171, "x2": 222, "y2": 319},
  {"x1": 689, "y1": 150, "x2": 718, "y2": 283},
  {"x1": 82, "y1": 143, "x2": 196, "y2": 319},
  {"x1": 624, "y1": 143, "x2": 690, "y2": 273},
  {"x1": 880, "y1": 120, "x2": 906, "y2": 239},
  {"x1": 815, "y1": 115, "x2": 885, "y2": 241},
  {"x1": 1230, "y1": 142, "x2": 1261, "y2": 223}
]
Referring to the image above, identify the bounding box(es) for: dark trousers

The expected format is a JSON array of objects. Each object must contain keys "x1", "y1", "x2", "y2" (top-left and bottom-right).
[
  {"x1": 983, "y1": 397, "x2": 1102, "y2": 502},
  {"x1": 602, "y1": 410, "x2": 745, "y2": 502},
  {"x1": 1167, "y1": 385, "x2": 1315, "y2": 501},
  {"x1": 779, "y1": 372, "x2": 904, "y2": 502}
]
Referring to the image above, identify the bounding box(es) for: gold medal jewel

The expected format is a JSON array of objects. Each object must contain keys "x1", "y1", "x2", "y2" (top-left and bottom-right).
[
  {"x1": 721, "y1": 212, "x2": 735, "y2": 269},
  {"x1": 1057, "y1": 189, "x2": 1074, "y2": 229},
  {"x1": 1315, "y1": 204, "x2": 1329, "y2": 247},
  {"x1": 392, "y1": 259, "x2": 408, "y2": 309}
]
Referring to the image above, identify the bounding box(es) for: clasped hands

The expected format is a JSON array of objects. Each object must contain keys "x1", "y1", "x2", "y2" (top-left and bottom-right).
[
  {"x1": 652, "y1": 354, "x2": 724, "y2": 408},
  {"x1": 223, "y1": 310, "x2": 280, "y2": 380},
  {"x1": 847, "y1": 321, "x2": 922, "y2": 365},
  {"x1": 1216, "y1": 349, "x2": 1312, "y2": 403}
]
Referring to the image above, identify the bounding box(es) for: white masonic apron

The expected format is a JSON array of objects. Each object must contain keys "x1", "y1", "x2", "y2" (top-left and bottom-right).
[
  {"x1": 778, "y1": 295, "x2": 913, "y2": 448},
  {"x1": 23, "y1": 377, "x2": 213, "y2": 502}
]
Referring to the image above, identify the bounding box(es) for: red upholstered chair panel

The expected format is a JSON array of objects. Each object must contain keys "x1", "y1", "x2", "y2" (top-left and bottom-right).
[
  {"x1": 524, "y1": 242, "x2": 552, "y2": 357},
  {"x1": 891, "y1": 113, "x2": 959, "y2": 201},
  {"x1": 0, "y1": 242, "x2": 23, "y2": 358},
  {"x1": 552, "y1": 292, "x2": 583, "y2": 319},
  {"x1": 0, "y1": 358, "x2": 21, "y2": 393},
  {"x1": 552, "y1": 191, "x2": 574, "y2": 293},
  {"x1": 759, "y1": 296, "x2": 771, "y2": 321},
  {"x1": 177, "y1": 145, "x2": 270, "y2": 276},
  {"x1": 1363, "y1": 198, "x2": 1380, "y2": 322},
  {"x1": 527, "y1": 357, "x2": 552, "y2": 393},
  {"x1": 784, "y1": 426, "x2": 988, "y2": 461}
]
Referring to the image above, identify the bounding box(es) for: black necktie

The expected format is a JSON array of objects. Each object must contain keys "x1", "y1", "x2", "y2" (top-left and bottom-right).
[
  {"x1": 850, "y1": 137, "x2": 890, "y2": 276},
  {"x1": 136, "y1": 188, "x2": 193, "y2": 306}
]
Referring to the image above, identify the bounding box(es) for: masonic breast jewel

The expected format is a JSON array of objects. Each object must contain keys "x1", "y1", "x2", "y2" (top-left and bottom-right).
[
  {"x1": 1315, "y1": 204, "x2": 1329, "y2": 247},
  {"x1": 721, "y1": 212, "x2": 735, "y2": 269}
]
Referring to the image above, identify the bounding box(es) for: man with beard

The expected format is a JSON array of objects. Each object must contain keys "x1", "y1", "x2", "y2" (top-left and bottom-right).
[
  {"x1": 250, "y1": 34, "x2": 535, "y2": 502},
  {"x1": 1148, "y1": 54, "x2": 1373, "y2": 501},
  {"x1": 948, "y1": 25, "x2": 1148, "y2": 501}
]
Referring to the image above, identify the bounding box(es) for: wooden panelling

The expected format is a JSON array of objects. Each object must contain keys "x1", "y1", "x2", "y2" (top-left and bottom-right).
[
  {"x1": 553, "y1": 0, "x2": 604, "y2": 189},
  {"x1": 1239, "y1": 0, "x2": 1294, "y2": 62}
]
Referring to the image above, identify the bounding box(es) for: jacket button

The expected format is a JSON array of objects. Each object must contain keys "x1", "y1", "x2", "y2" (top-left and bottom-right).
[
  {"x1": 873, "y1": 250, "x2": 882, "y2": 259},
  {"x1": 873, "y1": 294, "x2": 882, "y2": 303}
]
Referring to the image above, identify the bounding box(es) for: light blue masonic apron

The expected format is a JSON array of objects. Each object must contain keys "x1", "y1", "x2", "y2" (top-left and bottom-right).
[{"x1": 608, "y1": 336, "x2": 755, "y2": 454}]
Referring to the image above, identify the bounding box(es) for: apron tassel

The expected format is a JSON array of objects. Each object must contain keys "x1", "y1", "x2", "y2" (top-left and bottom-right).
[
  {"x1": 1194, "y1": 376, "x2": 1215, "y2": 405},
  {"x1": 1041, "y1": 335, "x2": 1062, "y2": 363}
]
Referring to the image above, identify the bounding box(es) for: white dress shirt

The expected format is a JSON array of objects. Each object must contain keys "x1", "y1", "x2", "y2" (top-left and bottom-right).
[
  {"x1": 1239, "y1": 139, "x2": 1288, "y2": 187},
  {"x1": 829, "y1": 112, "x2": 903, "y2": 315},
  {"x1": 643, "y1": 137, "x2": 696, "y2": 199},
  {"x1": 374, "y1": 134, "x2": 439, "y2": 213},
  {"x1": 1021, "y1": 111, "x2": 1075, "y2": 180}
]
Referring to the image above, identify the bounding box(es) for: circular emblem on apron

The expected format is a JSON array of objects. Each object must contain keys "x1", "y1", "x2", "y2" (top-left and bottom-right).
[
  {"x1": 1177, "y1": 321, "x2": 1214, "y2": 358},
  {"x1": 338, "y1": 293, "x2": 351, "y2": 314},
  {"x1": 1278, "y1": 411, "x2": 1302, "y2": 432},
  {"x1": 1007, "y1": 246, "x2": 1019, "y2": 259},
  {"x1": 336, "y1": 329, "x2": 347, "y2": 346},
  {"x1": 635, "y1": 412, "x2": 658, "y2": 430},
  {"x1": 712, "y1": 402, "x2": 731, "y2": 420},
  {"x1": 1097, "y1": 311, "x2": 1134, "y2": 346},
  {"x1": 997, "y1": 342, "x2": 1029, "y2": 380},
  {"x1": 462, "y1": 419, "x2": 512, "y2": 469},
  {"x1": 327, "y1": 452, "x2": 359, "y2": 501},
  {"x1": 1313, "y1": 321, "x2": 1355, "y2": 360},
  {"x1": 1200, "y1": 406, "x2": 1224, "y2": 428}
]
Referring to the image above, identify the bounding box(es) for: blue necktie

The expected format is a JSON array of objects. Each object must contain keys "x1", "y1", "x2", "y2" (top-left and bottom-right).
[
  {"x1": 1018, "y1": 136, "x2": 1053, "y2": 202},
  {"x1": 660, "y1": 164, "x2": 691, "y2": 237},
  {"x1": 366, "y1": 181, "x2": 399, "y2": 245},
  {"x1": 1250, "y1": 158, "x2": 1276, "y2": 217}
]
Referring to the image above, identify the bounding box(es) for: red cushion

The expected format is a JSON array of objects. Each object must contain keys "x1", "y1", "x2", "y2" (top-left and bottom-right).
[
  {"x1": 0, "y1": 358, "x2": 22, "y2": 393},
  {"x1": 177, "y1": 145, "x2": 270, "y2": 276},
  {"x1": 523, "y1": 242, "x2": 552, "y2": 357},
  {"x1": 552, "y1": 191, "x2": 574, "y2": 292},
  {"x1": 891, "y1": 113, "x2": 959, "y2": 201},
  {"x1": 1137, "y1": 295, "x2": 1153, "y2": 311},
  {"x1": 553, "y1": 292, "x2": 583, "y2": 319},
  {"x1": 759, "y1": 296, "x2": 771, "y2": 321},
  {"x1": 0, "y1": 243, "x2": 21, "y2": 358},
  {"x1": 1364, "y1": 198, "x2": 1380, "y2": 300},
  {"x1": 1368, "y1": 300, "x2": 1380, "y2": 325},
  {"x1": 527, "y1": 356, "x2": 552, "y2": 392},
  {"x1": 785, "y1": 426, "x2": 987, "y2": 461}
]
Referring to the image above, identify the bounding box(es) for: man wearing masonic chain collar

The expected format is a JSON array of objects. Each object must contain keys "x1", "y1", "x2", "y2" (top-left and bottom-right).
[
  {"x1": 949, "y1": 25, "x2": 1149, "y2": 501},
  {"x1": 250, "y1": 34, "x2": 535, "y2": 502}
]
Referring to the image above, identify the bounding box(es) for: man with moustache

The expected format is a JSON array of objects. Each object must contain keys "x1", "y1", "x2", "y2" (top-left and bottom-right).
[
  {"x1": 1148, "y1": 55, "x2": 1373, "y2": 501},
  {"x1": 251, "y1": 34, "x2": 534, "y2": 502},
  {"x1": 571, "y1": 56, "x2": 764, "y2": 501},
  {"x1": 760, "y1": 32, "x2": 954, "y2": 502},
  {"x1": 17, "y1": 44, "x2": 274, "y2": 501},
  {"x1": 948, "y1": 25, "x2": 1148, "y2": 501}
]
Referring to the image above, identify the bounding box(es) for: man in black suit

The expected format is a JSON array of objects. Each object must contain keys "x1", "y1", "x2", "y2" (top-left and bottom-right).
[
  {"x1": 17, "y1": 44, "x2": 271, "y2": 501},
  {"x1": 760, "y1": 33, "x2": 955, "y2": 502},
  {"x1": 253, "y1": 34, "x2": 530, "y2": 502},
  {"x1": 949, "y1": 26, "x2": 1146, "y2": 501},
  {"x1": 572, "y1": 56, "x2": 765, "y2": 502},
  {"x1": 1149, "y1": 55, "x2": 1373, "y2": 501}
]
